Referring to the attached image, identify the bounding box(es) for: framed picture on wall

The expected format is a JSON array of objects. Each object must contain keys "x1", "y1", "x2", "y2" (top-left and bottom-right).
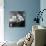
[{"x1": 9, "y1": 11, "x2": 25, "y2": 27}]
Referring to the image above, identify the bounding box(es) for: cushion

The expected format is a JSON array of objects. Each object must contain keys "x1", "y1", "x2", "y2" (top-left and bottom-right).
[{"x1": 17, "y1": 37, "x2": 25, "y2": 46}]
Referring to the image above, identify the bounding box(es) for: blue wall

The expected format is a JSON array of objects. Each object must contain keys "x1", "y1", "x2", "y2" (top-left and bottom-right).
[
  {"x1": 4, "y1": 0, "x2": 40, "y2": 42},
  {"x1": 40, "y1": 0, "x2": 46, "y2": 27}
]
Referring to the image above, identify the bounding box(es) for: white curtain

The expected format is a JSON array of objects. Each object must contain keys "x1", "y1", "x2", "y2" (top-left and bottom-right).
[{"x1": 0, "y1": 0, "x2": 4, "y2": 42}]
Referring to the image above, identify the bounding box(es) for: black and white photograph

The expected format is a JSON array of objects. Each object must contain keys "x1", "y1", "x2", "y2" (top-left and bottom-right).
[{"x1": 9, "y1": 11, "x2": 25, "y2": 27}]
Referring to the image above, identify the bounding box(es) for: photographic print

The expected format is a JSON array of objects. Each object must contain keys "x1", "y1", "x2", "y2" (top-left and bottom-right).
[{"x1": 9, "y1": 11, "x2": 25, "y2": 27}]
